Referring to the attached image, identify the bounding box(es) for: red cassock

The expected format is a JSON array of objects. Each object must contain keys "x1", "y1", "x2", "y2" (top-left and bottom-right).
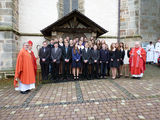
[
  {"x1": 29, "y1": 51, "x2": 37, "y2": 76},
  {"x1": 129, "y1": 47, "x2": 146, "y2": 75},
  {"x1": 14, "y1": 48, "x2": 36, "y2": 87}
]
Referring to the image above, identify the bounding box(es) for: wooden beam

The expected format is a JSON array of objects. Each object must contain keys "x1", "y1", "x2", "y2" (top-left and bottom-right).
[
  {"x1": 52, "y1": 28, "x2": 96, "y2": 33},
  {"x1": 67, "y1": 21, "x2": 72, "y2": 28},
  {"x1": 73, "y1": 16, "x2": 77, "y2": 28}
]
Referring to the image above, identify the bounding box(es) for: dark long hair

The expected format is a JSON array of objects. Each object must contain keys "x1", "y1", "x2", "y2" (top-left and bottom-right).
[{"x1": 73, "y1": 43, "x2": 80, "y2": 54}]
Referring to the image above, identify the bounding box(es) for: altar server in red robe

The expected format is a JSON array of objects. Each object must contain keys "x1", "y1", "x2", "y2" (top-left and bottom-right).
[{"x1": 28, "y1": 40, "x2": 37, "y2": 76}]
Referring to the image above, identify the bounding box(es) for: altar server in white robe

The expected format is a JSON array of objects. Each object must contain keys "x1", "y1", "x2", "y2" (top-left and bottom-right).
[
  {"x1": 146, "y1": 41, "x2": 154, "y2": 64},
  {"x1": 154, "y1": 38, "x2": 160, "y2": 64}
]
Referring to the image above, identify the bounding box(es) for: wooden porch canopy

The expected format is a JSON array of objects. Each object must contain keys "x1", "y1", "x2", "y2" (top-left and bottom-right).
[{"x1": 41, "y1": 10, "x2": 108, "y2": 38}]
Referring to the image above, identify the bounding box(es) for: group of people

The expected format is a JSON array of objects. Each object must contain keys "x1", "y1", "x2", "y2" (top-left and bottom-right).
[
  {"x1": 146, "y1": 39, "x2": 160, "y2": 64},
  {"x1": 38, "y1": 37, "x2": 147, "y2": 82},
  {"x1": 15, "y1": 36, "x2": 159, "y2": 94}
]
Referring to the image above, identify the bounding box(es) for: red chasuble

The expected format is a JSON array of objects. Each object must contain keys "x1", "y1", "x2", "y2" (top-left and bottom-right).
[
  {"x1": 129, "y1": 47, "x2": 146, "y2": 75},
  {"x1": 29, "y1": 51, "x2": 37, "y2": 76},
  {"x1": 14, "y1": 48, "x2": 36, "y2": 87}
]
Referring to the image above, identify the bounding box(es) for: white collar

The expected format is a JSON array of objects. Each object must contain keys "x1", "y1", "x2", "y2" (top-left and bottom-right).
[{"x1": 28, "y1": 50, "x2": 31, "y2": 53}]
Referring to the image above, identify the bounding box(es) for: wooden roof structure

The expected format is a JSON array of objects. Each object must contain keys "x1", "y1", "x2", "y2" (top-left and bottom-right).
[{"x1": 41, "y1": 10, "x2": 108, "y2": 38}]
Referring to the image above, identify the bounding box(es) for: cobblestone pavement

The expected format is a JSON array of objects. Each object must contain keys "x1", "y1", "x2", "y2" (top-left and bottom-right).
[{"x1": 0, "y1": 64, "x2": 160, "y2": 120}]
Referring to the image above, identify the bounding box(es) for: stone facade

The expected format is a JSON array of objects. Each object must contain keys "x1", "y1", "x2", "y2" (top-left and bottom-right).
[
  {"x1": 120, "y1": 0, "x2": 141, "y2": 47},
  {"x1": 0, "y1": 0, "x2": 19, "y2": 71},
  {"x1": 120, "y1": 0, "x2": 160, "y2": 47},
  {"x1": 140, "y1": 0, "x2": 160, "y2": 43}
]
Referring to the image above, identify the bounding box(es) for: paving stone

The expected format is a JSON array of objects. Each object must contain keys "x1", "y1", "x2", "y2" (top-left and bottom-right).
[
  {"x1": 138, "y1": 115, "x2": 145, "y2": 119},
  {"x1": 146, "y1": 103, "x2": 152, "y2": 106},
  {"x1": 44, "y1": 106, "x2": 49, "y2": 109},
  {"x1": 39, "y1": 114, "x2": 44, "y2": 117},
  {"x1": 88, "y1": 116, "x2": 95, "y2": 120},
  {"x1": 0, "y1": 65, "x2": 160, "y2": 119},
  {"x1": 10, "y1": 111, "x2": 16, "y2": 115},
  {"x1": 25, "y1": 107, "x2": 30, "y2": 110}
]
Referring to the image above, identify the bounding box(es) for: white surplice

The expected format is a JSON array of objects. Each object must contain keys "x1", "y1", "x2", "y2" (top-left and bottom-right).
[
  {"x1": 146, "y1": 44, "x2": 154, "y2": 62},
  {"x1": 154, "y1": 42, "x2": 160, "y2": 63}
]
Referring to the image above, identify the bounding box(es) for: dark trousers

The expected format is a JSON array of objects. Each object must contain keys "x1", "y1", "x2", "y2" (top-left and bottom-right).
[
  {"x1": 83, "y1": 62, "x2": 89, "y2": 78},
  {"x1": 101, "y1": 62, "x2": 107, "y2": 77},
  {"x1": 107, "y1": 63, "x2": 110, "y2": 76},
  {"x1": 40, "y1": 62, "x2": 49, "y2": 80},
  {"x1": 52, "y1": 62, "x2": 60, "y2": 80},
  {"x1": 91, "y1": 63, "x2": 99, "y2": 78},
  {"x1": 49, "y1": 62, "x2": 53, "y2": 73},
  {"x1": 62, "y1": 61, "x2": 70, "y2": 78},
  {"x1": 117, "y1": 67, "x2": 120, "y2": 77}
]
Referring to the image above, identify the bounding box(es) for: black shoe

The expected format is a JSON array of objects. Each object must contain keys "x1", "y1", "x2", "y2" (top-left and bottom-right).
[
  {"x1": 137, "y1": 77, "x2": 141, "y2": 80},
  {"x1": 77, "y1": 76, "x2": 79, "y2": 80},
  {"x1": 91, "y1": 76, "x2": 94, "y2": 80},
  {"x1": 20, "y1": 91, "x2": 28, "y2": 94},
  {"x1": 26, "y1": 90, "x2": 31, "y2": 93},
  {"x1": 96, "y1": 75, "x2": 100, "y2": 79},
  {"x1": 87, "y1": 77, "x2": 90, "y2": 80},
  {"x1": 117, "y1": 76, "x2": 120, "y2": 78},
  {"x1": 125, "y1": 76, "x2": 129, "y2": 78},
  {"x1": 66, "y1": 77, "x2": 70, "y2": 81}
]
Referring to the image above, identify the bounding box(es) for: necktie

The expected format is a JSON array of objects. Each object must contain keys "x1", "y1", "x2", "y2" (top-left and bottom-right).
[
  {"x1": 55, "y1": 48, "x2": 57, "y2": 53},
  {"x1": 66, "y1": 48, "x2": 68, "y2": 53}
]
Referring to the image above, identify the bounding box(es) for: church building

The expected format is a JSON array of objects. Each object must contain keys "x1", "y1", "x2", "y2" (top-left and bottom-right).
[{"x1": 0, "y1": 0, "x2": 160, "y2": 71}]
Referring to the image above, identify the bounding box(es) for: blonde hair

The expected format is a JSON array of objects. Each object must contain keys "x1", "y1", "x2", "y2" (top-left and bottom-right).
[{"x1": 124, "y1": 43, "x2": 129, "y2": 50}]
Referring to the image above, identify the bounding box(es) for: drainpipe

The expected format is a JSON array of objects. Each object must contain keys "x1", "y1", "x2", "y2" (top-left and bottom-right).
[{"x1": 117, "y1": 0, "x2": 121, "y2": 43}]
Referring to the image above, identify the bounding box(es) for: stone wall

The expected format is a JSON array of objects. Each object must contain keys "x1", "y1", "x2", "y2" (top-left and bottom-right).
[
  {"x1": 120, "y1": 0, "x2": 140, "y2": 37},
  {"x1": 120, "y1": 0, "x2": 160, "y2": 47},
  {"x1": 140, "y1": 0, "x2": 160, "y2": 43},
  {"x1": 0, "y1": 0, "x2": 12, "y2": 28},
  {"x1": 120, "y1": 0, "x2": 141, "y2": 47},
  {"x1": 0, "y1": 0, "x2": 19, "y2": 71}
]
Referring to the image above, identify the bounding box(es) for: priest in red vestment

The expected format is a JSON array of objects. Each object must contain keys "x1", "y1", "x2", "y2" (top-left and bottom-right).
[
  {"x1": 28, "y1": 40, "x2": 37, "y2": 76},
  {"x1": 14, "y1": 42, "x2": 36, "y2": 94},
  {"x1": 129, "y1": 42, "x2": 146, "y2": 79}
]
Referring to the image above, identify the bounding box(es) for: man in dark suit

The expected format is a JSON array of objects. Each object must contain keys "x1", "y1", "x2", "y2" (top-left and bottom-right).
[
  {"x1": 61, "y1": 41, "x2": 72, "y2": 80},
  {"x1": 90, "y1": 44, "x2": 100, "y2": 79},
  {"x1": 82, "y1": 42, "x2": 91, "y2": 79},
  {"x1": 100, "y1": 44, "x2": 110, "y2": 78},
  {"x1": 47, "y1": 39, "x2": 54, "y2": 74},
  {"x1": 39, "y1": 41, "x2": 50, "y2": 80},
  {"x1": 51, "y1": 42, "x2": 62, "y2": 81}
]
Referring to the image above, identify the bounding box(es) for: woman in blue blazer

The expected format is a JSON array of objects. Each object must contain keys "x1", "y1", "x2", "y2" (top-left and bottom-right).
[{"x1": 72, "y1": 43, "x2": 81, "y2": 80}]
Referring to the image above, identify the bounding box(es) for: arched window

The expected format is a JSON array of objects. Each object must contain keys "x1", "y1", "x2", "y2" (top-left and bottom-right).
[
  {"x1": 72, "y1": 0, "x2": 78, "y2": 10},
  {"x1": 63, "y1": 0, "x2": 70, "y2": 16},
  {"x1": 63, "y1": 0, "x2": 78, "y2": 16},
  {"x1": 58, "y1": 0, "x2": 84, "y2": 18}
]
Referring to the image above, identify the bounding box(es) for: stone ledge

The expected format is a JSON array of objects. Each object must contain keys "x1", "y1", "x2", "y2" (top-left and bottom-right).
[
  {"x1": 0, "y1": 27, "x2": 43, "y2": 36},
  {"x1": 0, "y1": 27, "x2": 142, "y2": 39},
  {"x1": 99, "y1": 35, "x2": 142, "y2": 39},
  {"x1": 120, "y1": 35, "x2": 142, "y2": 39}
]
